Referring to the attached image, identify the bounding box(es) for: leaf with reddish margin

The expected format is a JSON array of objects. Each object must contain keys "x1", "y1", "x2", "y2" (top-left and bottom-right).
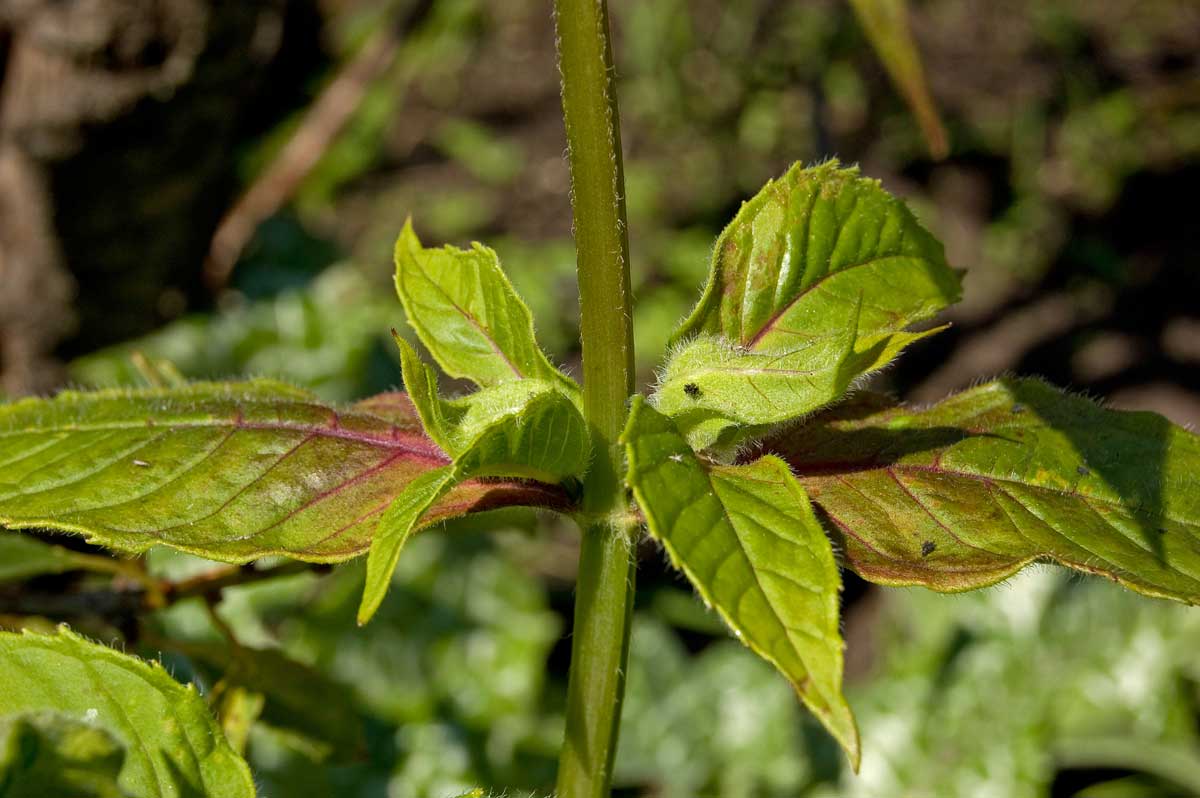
[
  {"x1": 767, "y1": 379, "x2": 1200, "y2": 603},
  {"x1": 0, "y1": 381, "x2": 571, "y2": 563}
]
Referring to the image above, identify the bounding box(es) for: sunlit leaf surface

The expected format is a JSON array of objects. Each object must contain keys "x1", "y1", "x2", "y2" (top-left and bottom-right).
[
  {"x1": 0, "y1": 382, "x2": 570, "y2": 562},
  {"x1": 659, "y1": 161, "x2": 960, "y2": 446},
  {"x1": 624, "y1": 398, "x2": 859, "y2": 765},
  {"x1": 771, "y1": 379, "x2": 1200, "y2": 603},
  {"x1": 395, "y1": 220, "x2": 576, "y2": 394}
]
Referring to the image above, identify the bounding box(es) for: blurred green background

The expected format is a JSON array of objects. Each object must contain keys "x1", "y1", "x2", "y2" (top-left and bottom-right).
[{"x1": 1, "y1": 0, "x2": 1198, "y2": 795}]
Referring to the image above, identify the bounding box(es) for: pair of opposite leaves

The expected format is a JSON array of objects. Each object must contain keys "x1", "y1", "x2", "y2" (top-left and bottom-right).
[{"x1": 1, "y1": 162, "x2": 1198, "y2": 772}]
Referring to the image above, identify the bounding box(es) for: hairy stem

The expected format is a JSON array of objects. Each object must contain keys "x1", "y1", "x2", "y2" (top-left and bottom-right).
[{"x1": 553, "y1": 0, "x2": 637, "y2": 795}]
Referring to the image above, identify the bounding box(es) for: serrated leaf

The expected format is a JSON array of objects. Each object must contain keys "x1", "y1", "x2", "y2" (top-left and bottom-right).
[
  {"x1": 395, "y1": 220, "x2": 575, "y2": 393},
  {"x1": 0, "y1": 712, "x2": 129, "y2": 797},
  {"x1": 0, "y1": 628, "x2": 254, "y2": 798},
  {"x1": 360, "y1": 386, "x2": 589, "y2": 623},
  {"x1": 770, "y1": 379, "x2": 1200, "y2": 603},
  {"x1": 674, "y1": 161, "x2": 960, "y2": 350},
  {"x1": 660, "y1": 161, "x2": 960, "y2": 445},
  {"x1": 623, "y1": 398, "x2": 859, "y2": 766},
  {"x1": 0, "y1": 382, "x2": 572, "y2": 563}
]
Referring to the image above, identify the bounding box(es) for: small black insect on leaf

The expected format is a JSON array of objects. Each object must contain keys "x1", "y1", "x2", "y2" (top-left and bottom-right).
[
  {"x1": 920, "y1": 540, "x2": 936, "y2": 557},
  {"x1": 683, "y1": 383, "x2": 702, "y2": 399},
  {"x1": 1076, "y1": 465, "x2": 1090, "y2": 476}
]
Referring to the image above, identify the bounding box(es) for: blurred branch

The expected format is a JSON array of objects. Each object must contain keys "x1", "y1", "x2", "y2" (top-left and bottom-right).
[
  {"x1": 847, "y1": 0, "x2": 949, "y2": 159},
  {"x1": 204, "y1": 1, "x2": 435, "y2": 291},
  {"x1": 1054, "y1": 736, "x2": 1200, "y2": 795},
  {"x1": 165, "y1": 560, "x2": 320, "y2": 602},
  {"x1": 0, "y1": 558, "x2": 321, "y2": 628}
]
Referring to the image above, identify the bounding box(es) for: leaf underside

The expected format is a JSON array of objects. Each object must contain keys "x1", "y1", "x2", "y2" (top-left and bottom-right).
[
  {"x1": 0, "y1": 382, "x2": 570, "y2": 563},
  {"x1": 769, "y1": 379, "x2": 1200, "y2": 603},
  {"x1": 624, "y1": 399, "x2": 859, "y2": 767},
  {"x1": 0, "y1": 629, "x2": 254, "y2": 798}
]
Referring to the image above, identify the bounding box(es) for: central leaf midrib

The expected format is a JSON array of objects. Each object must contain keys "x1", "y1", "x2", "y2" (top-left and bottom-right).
[
  {"x1": 702, "y1": 463, "x2": 836, "y2": 712},
  {"x1": 743, "y1": 253, "x2": 920, "y2": 349},
  {"x1": 412, "y1": 264, "x2": 526, "y2": 379},
  {"x1": 803, "y1": 460, "x2": 1195, "y2": 529}
]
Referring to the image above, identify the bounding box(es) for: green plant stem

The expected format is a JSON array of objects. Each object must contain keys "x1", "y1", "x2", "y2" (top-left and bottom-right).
[{"x1": 553, "y1": 0, "x2": 637, "y2": 795}]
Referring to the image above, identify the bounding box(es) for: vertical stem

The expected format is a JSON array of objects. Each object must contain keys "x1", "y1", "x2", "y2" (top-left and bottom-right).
[{"x1": 553, "y1": 1, "x2": 636, "y2": 796}]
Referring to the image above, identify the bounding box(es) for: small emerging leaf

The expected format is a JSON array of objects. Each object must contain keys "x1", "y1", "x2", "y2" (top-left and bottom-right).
[
  {"x1": 360, "y1": 383, "x2": 589, "y2": 623},
  {"x1": 0, "y1": 628, "x2": 255, "y2": 798},
  {"x1": 0, "y1": 382, "x2": 571, "y2": 563},
  {"x1": 659, "y1": 161, "x2": 961, "y2": 446},
  {"x1": 623, "y1": 399, "x2": 859, "y2": 766},
  {"x1": 395, "y1": 220, "x2": 576, "y2": 394},
  {"x1": 771, "y1": 379, "x2": 1200, "y2": 603},
  {"x1": 656, "y1": 315, "x2": 943, "y2": 449},
  {"x1": 360, "y1": 468, "x2": 455, "y2": 624}
]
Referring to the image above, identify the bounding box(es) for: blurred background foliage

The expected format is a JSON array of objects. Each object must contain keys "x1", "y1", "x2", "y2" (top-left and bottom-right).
[{"x1": 2, "y1": 0, "x2": 1199, "y2": 795}]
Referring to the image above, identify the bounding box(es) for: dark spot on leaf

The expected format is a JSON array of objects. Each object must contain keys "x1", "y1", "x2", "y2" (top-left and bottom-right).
[
  {"x1": 684, "y1": 383, "x2": 702, "y2": 399},
  {"x1": 1076, "y1": 465, "x2": 1090, "y2": 476},
  {"x1": 1011, "y1": 403, "x2": 1025, "y2": 414},
  {"x1": 921, "y1": 540, "x2": 936, "y2": 557}
]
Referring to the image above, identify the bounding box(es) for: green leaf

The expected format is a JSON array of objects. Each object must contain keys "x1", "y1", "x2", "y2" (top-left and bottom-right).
[
  {"x1": 0, "y1": 381, "x2": 572, "y2": 563},
  {"x1": 396, "y1": 335, "x2": 457, "y2": 454},
  {"x1": 674, "y1": 161, "x2": 960, "y2": 351},
  {"x1": 623, "y1": 398, "x2": 859, "y2": 766},
  {"x1": 360, "y1": 385, "x2": 589, "y2": 623},
  {"x1": 654, "y1": 316, "x2": 942, "y2": 449},
  {"x1": 360, "y1": 468, "x2": 455, "y2": 625},
  {"x1": 660, "y1": 161, "x2": 960, "y2": 445},
  {"x1": 0, "y1": 712, "x2": 129, "y2": 797},
  {"x1": 771, "y1": 379, "x2": 1200, "y2": 603},
  {"x1": 0, "y1": 628, "x2": 254, "y2": 798},
  {"x1": 395, "y1": 220, "x2": 575, "y2": 393}
]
